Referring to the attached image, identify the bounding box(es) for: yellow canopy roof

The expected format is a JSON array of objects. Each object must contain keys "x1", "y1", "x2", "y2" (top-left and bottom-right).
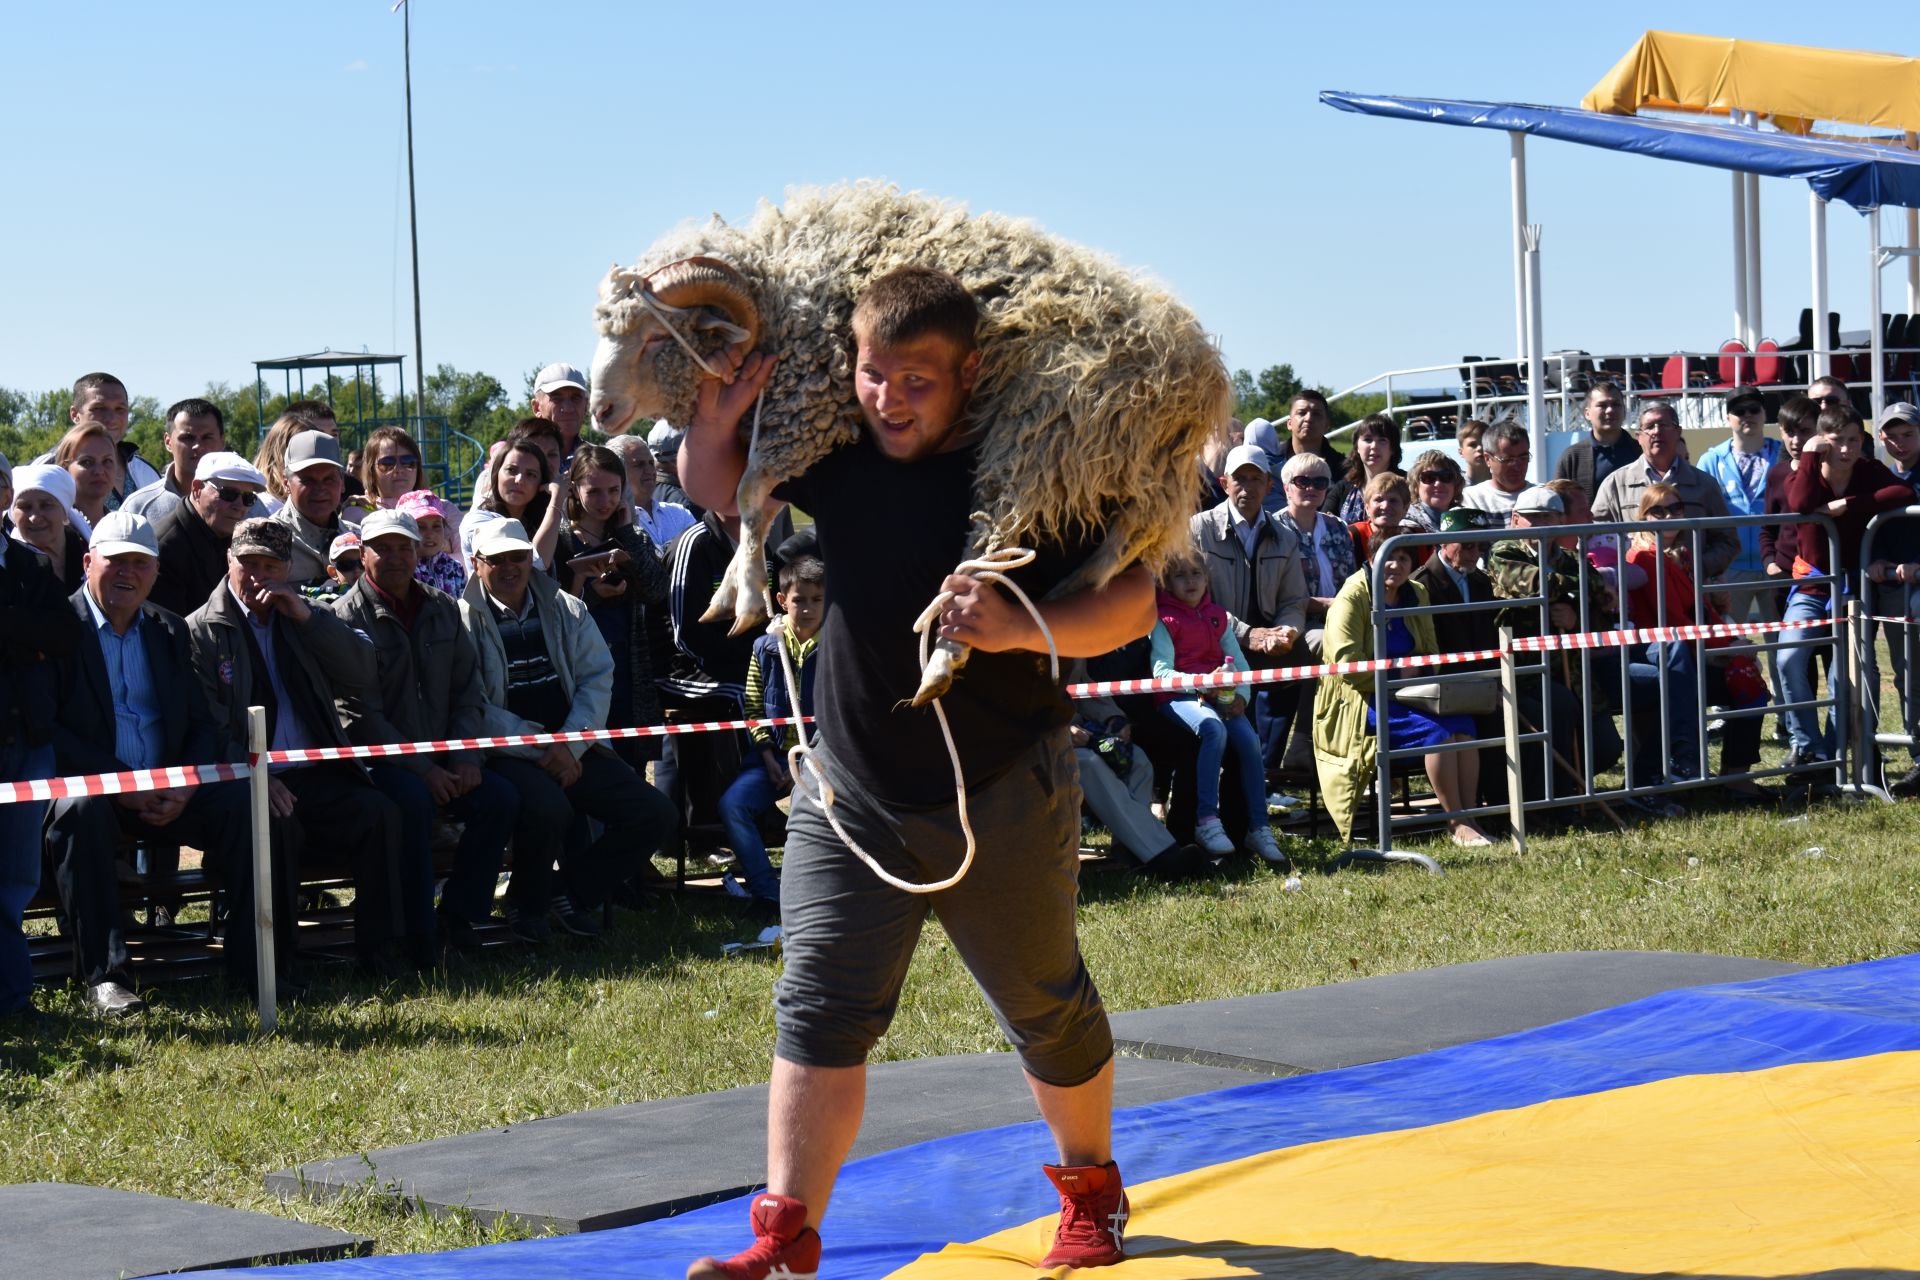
[{"x1": 1582, "y1": 31, "x2": 1920, "y2": 138}]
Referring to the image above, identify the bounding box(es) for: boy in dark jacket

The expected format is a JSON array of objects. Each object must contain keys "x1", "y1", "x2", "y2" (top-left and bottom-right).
[{"x1": 717, "y1": 556, "x2": 824, "y2": 915}]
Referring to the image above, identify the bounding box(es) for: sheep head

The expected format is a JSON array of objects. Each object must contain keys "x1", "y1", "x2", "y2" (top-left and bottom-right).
[{"x1": 589, "y1": 255, "x2": 761, "y2": 436}]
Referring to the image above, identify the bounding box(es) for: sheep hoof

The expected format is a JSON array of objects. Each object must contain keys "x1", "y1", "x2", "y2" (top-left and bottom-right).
[
  {"x1": 910, "y1": 639, "x2": 971, "y2": 707},
  {"x1": 699, "y1": 577, "x2": 739, "y2": 625}
]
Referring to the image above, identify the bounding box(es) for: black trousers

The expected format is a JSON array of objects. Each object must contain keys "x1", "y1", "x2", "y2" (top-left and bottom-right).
[
  {"x1": 45, "y1": 780, "x2": 257, "y2": 986},
  {"x1": 273, "y1": 764, "x2": 409, "y2": 958},
  {"x1": 490, "y1": 750, "x2": 680, "y2": 910}
]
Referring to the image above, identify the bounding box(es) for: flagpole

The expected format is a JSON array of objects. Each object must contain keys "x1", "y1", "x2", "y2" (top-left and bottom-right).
[{"x1": 398, "y1": 0, "x2": 426, "y2": 420}]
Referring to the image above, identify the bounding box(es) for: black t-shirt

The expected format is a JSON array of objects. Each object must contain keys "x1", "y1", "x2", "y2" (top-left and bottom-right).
[{"x1": 775, "y1": 433, "x2": 1097, "y2": 807}]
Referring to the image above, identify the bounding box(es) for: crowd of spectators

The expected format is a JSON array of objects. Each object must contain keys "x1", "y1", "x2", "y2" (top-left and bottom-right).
[
  {"x1": 4, "y1": 362, "x2": 1919, "y2": 1022},
  {"x1": 1077, "y1": 378, "x2": 1920, "y2": 882}
]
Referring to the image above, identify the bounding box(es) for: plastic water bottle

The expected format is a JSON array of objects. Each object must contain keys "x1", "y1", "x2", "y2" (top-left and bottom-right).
[{"x1": 1214, "y1": 656, "x2": 1237, "y2": 709}]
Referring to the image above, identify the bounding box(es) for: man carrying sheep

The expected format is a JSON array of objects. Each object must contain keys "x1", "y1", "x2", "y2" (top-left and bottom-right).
[{"x1": 680, "y1": 266, "x2": 1155, "y2": 1279}]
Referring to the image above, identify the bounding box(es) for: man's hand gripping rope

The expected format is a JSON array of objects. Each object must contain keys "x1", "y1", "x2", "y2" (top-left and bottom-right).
[{"x1": 761, "y1": 549, "x2": 1055, "y2": 895}]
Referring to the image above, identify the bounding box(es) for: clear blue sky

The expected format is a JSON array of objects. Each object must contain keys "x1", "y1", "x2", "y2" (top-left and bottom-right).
[{"x1": 2, "y1": 2, "x2": 1912, "y2": 408}]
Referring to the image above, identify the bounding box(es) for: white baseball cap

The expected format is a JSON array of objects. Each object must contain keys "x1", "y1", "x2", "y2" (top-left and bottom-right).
[
  {"x1": 471, "y1": 517, "x2": 536, "y2": 558},
  {"x1": 88, "y1": 509, "x2": 160, "y2": 559},
  {"x1": 534, "y1": 363, "x2": 588, "y2": 396},
  {"x1": 193, "y1": 451, "x2": 268, "y2": 487},
  {"x1": 359, "y1": 509, "x2": 422, "y2": 543},
  {"x1": 1223, "y1": 444, "x2": 1271, "y2": 477}
]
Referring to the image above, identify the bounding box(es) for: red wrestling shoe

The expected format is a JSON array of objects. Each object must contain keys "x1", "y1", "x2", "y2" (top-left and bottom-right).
[
  {"x1": 686, "y1": 1193, "x2": 821, "y2": 1280},
  {"x1": 1039, "y1": 1161, "x2": 1129, "y2": 1269}
]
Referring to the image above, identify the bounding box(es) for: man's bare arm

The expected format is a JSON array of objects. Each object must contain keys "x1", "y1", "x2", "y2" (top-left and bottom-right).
[
  {"x1": 678, "y1": 349, "x2": 780, "y2": 516},
  {"x1": 938, "y1": 561, "x2": 1156, "y2": 659}
]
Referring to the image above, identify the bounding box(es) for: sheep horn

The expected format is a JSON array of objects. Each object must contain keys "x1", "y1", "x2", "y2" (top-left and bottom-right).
[{"x1": 645, "y1": 256, "x2": 760, "y2": 352}]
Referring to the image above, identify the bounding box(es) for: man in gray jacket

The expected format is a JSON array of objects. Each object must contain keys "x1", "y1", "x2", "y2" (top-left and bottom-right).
[
  {"x1": 187, "y1": 518, "x2": 427, "y2": 974},
  {"x1": 1592, "y1": 401, "x2": 1739, "y2": 580},
  {"x1": 331, "y1": 509, "x2": 519, "y2": 949},
  {"x1": 1190, "y1": 444, "x2": 1307, "y2": 775},
  {"x1": 270, "y1": 431, "x2": 348, "y2": 588},
  {"x1": 458, "y1": 519, "x2": 677, "y2": 940}
]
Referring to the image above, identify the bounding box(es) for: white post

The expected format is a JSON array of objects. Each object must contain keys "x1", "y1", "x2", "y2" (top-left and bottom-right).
[
  {"x1": 247, "y1": 706, "x2": 276, "y2": 1034},
  {"x1": 1870, "y1": 209, "x2": 1887, "y2": 421},
  {"x1": 1731, "y1": 170, "x2": 1749, "y2": 347},
  {"x1": 1500, "y1": 627, "x2": 1525, "y2": 854},
  {"x1": 1524, "y1": 224, "x2": 1547, "y2": 475},
  {"x1": 1510, "y1": 132, "x2": 1529, "y2": 359},
  {"x1": 1811, "y1": 191, "x2": 1831, "y2": 379}
]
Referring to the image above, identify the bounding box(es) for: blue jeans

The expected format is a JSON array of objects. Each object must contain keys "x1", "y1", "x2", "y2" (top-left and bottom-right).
[
  {"x1": 1161, "y1": 698, "x2": 1266, "y2": 827},
  {"x1": 1640, "y1": 640, "x2": 1703, "y2": 776},
  {"x1": 0, "y1": 742, "x2": 53, "y2": 1016},
  {"x1": 370, "y1": 763, "x2": 518, "y2": 931},
  {"x1": 719, "y1": 759, "x2": 782, "y2": 901},
  {"x1": 1779, "y1": 591, "x2": 1839, "y2": 756}
]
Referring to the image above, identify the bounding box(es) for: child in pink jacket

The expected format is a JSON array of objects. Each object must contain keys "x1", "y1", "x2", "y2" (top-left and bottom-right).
[{"x1": 1150, "y1": 556, "x2": 1286, "y2": 864}]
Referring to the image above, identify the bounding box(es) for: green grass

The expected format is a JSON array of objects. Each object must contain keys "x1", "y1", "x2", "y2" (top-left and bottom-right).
[{"x1": 4, "y1": 788, "x2": 1918, "y2": 1257}]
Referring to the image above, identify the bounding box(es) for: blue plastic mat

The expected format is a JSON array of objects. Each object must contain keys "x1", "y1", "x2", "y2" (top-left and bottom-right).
[{"x1": 209, "y1": 953, "x2": 1920, "y2": 1277}]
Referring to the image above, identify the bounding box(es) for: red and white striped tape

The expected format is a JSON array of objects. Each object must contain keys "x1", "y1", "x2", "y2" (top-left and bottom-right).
[
  {"x1": 257, "y1": 716, "x2": 814, "y2": 765},
  {"x1": 1512, "y1": 618, "x2": 1793, "y2": 652},
  {"x1": 0, "y1": 613, "x2": 1835, "y2": 805},
  {"x1": 1064, "y1": 645, "x2": 1503, "y2": 698},
  {"x1": 0, "y1": 762, "x2": 247, "y2": 804}
]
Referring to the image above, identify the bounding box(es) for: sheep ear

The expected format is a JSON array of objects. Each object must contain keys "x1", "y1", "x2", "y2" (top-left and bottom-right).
[{"x1": 649, "y1": 256, "x2": 760, "y2": 352}]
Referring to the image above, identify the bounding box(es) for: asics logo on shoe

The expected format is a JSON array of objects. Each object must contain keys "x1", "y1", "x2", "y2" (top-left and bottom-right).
[
  {"x1": 759, "y1": 1198, "x2": 782, "y2": 1210},
  {"x1": 1107, "y1": 1204, "x2": 1129, "y2": 1244}
]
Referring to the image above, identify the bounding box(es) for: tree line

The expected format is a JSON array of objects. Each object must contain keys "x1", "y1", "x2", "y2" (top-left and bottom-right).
[
  {"x1": 0, "y1": 359, "x2": 1381, "y2": 475},
  {"x1": 0, "y1": 364, "x2": 546, "y2": 473}
]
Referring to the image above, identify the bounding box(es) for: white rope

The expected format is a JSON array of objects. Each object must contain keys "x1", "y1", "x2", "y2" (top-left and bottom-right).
[{"x1": 763, "y1": 492, "x2": 1056, "y2": 893}]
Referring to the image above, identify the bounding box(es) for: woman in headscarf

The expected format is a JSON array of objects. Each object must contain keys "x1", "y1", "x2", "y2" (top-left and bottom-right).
[{"x1": 8, "y1": 464, "x2": 87, "y2": 594}]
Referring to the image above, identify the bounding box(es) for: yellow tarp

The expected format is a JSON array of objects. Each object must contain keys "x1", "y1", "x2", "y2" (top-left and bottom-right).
[
  {"x1": 1583, "y1": 30, "x2": 1920, "y2": 139},
  {"x1": 893, "y1": 1050, "x2": 1920, "y2": 1277}
]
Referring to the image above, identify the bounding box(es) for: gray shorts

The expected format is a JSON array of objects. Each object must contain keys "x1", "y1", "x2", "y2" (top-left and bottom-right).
[{"x1": 772, "y1": 729, "x2": 1113, "y2": 1087}]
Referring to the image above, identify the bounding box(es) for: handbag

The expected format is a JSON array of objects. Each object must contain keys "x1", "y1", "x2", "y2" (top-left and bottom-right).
[{"x1": 1395, "y1": 674, "x2": 1501, "y2": 717}]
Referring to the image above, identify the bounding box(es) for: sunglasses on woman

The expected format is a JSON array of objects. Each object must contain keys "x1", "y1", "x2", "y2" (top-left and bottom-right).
[
  {"x1": 375, "y1": 454, "x2": 421, "y2": 472},
  {"x1": 1288, "y1": 476, "x2": 1330, "y2": 490}
]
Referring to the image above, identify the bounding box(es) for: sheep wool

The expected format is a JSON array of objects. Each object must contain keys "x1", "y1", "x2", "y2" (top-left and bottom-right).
[{"x1": 590, "y1": 181, "x2": 1231, "y2": 665}]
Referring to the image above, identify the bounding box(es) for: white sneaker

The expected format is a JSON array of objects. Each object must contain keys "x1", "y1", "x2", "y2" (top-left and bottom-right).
[
  {"x1": 1194, "y1": 817, "x2": 1235, "y2": 856},
  {"x1": 1245, "y1": 825, "x2": 1289, "y2": 866}
]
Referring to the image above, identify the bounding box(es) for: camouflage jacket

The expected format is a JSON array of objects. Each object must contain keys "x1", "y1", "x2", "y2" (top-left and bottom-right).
[{"x1": 1486, "y1": 536, "x2": 1612, "y2": 638}]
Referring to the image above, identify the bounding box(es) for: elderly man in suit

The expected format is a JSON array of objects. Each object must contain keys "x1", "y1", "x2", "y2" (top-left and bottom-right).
[
  {"x1": 44, "y1": 512, "x2": 260, "y2": 1016},
  {"x1": 1190, "y1": 443, "x2": 1307, "y2": 780},
  {"x1": 188, "y1": 518, "x2": 428, "y2": 975}
]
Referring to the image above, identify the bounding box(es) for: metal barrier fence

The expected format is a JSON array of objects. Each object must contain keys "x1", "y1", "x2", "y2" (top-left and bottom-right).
[
  {"x1": 1858, "y1": 506, "x2": 1920, "y2": 790},
  {"x1": 1355, "y1": 513, "x2": 1847, "y2": 871}
]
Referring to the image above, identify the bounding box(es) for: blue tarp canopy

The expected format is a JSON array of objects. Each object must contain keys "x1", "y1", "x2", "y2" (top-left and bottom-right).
[{"x1": 1321, "y1": 90, "x2": 1920, "y2": 212}]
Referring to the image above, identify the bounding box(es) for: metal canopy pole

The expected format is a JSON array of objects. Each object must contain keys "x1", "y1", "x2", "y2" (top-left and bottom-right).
[
  {"x1": 1908, "y1": 133, "x2": 1920, "y2": 314},
  {"x1": 1731, "y1": 171, "x2": 1749, "y2": 346},
  {"x1": 1524, "y1": 224, "x2": 1546, "y2": 476},
  {"x1": 1811, "y1": 192, "x2": 1831, "y2": 379},
  {"x1": 1871, "y1": 209, "x2": 1886, "y2": 420},
  {"x1": 1745, "y1": 171, "x2": 1763, "y2": 347},
  {"x1": 1745, "y1": 113, "x2": 1764, "y2": 348},
  {"x1": 1510, "y1": 132, "x2": 1528, "y2": 359}
]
